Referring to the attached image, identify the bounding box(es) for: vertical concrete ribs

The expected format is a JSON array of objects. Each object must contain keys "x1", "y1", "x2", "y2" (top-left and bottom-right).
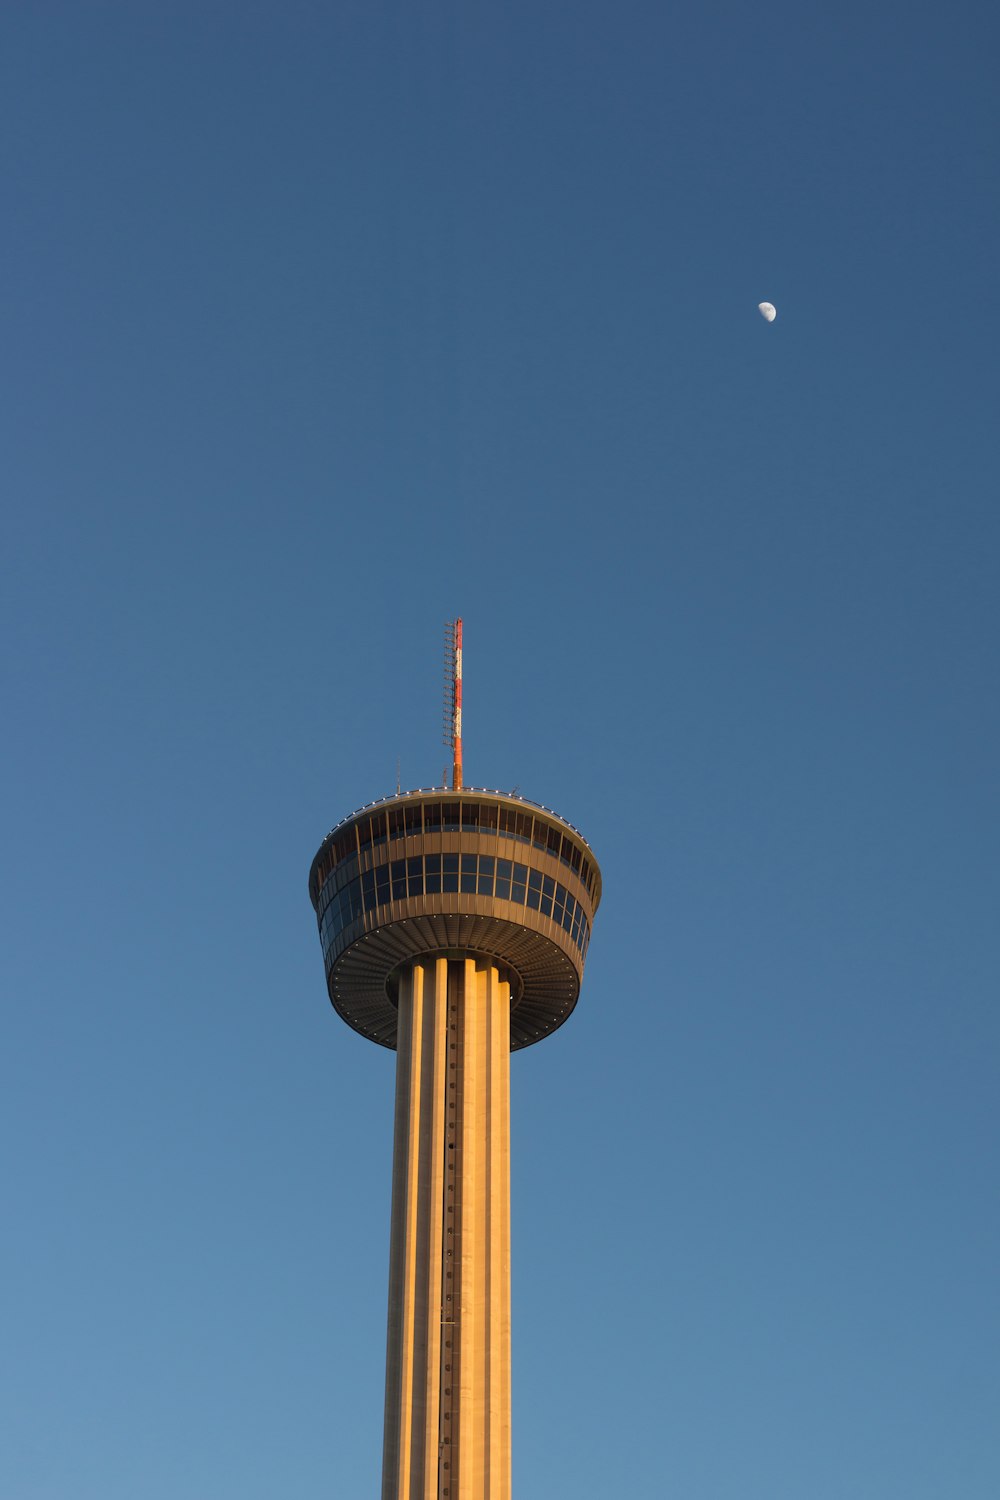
[{"x1": 381, "y1": 959, "x2": 510, "y2": 1500}]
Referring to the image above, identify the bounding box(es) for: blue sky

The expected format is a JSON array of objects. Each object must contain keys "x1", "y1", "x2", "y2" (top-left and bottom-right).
[{"x1": 3, "y1": 4, "x2": 997, "y2": 1496}]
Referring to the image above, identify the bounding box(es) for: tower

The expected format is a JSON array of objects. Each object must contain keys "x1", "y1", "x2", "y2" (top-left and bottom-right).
[{"x1": 308, "y1": 622, "x2": 601, "y2": 1499}]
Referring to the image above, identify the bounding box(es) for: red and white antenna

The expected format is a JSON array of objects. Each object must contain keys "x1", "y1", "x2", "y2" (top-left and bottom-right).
[{"x1": 442, "y1": 618, "x2": 463, "y2": 790}]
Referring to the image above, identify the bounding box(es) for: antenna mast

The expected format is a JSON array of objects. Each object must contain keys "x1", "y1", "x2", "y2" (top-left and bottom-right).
[{"x1": 443, "y1": 618, "x2": 463, "y2": 790}]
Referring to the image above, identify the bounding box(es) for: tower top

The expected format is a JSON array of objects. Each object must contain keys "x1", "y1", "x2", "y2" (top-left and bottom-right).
[
  {"x1": 308, "y1": 788, "x2": 601, "y2": 1051},
  {"x1": 308, "y1": 622, "x2": 600, "y2": 1051}
]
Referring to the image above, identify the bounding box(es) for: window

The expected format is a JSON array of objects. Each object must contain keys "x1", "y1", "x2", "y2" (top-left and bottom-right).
[
  {"x1": 320, "y1": 840, "x2": 595, "y2": 962},
  {"x1": 320, "y1": 870, "x2": 367, "y2": 936},
  {"x1": 424, "y1": 803, "x2": 442, "y2": 834},
  {"x1": 388, "y1": 808, "x2": 406, "y2": 842},
  {"x1": 547, "y1": 827, "x2": 561, "y2": 860},
  {"x1": 442, "y1": 803, "x2": 460, "y2": 832},
  {"x1": 499, "y1": 807, "x2": 532, "y2": 844},
  {"x1": 532, "y1": 819, "x2": 548, "y2": 852},
  {"x1": 479, "y1": 803, "x2": 498, "y2": 834},
  {"x1": 461, "y1": 802, "x2": 480, "y2": 833},
  {"x1": 405, "y1": 804, "x2": 423, "y2": 837}
]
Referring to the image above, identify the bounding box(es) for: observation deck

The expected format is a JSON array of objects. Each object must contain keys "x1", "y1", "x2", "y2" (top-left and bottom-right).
[{"x1": 308, "y1": 788, "x2": 602, "y2": 1051}]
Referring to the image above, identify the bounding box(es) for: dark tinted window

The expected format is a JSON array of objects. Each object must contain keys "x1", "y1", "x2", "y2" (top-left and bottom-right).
[
  {"x1": 405, "y1": 804, "x2": 423, "y2": 837},
  {"x1": 388, "y1": 808, "x2": 406, "y2": 841},
  {"x1": 462, "y1": 802, "x2": 480, "y2": 832},
  {"x1": 480, "y1": 803, "x2": 498, "y2": 833},
  {"x1": 424, "y1": 803, "x2": 442, "y2": 834},
  {"x1": 499, "y1": 808, "x2": 532, "y2": 844},
  {"x1": 442, "y1": 803, "x2": 460, "y2": 832},
  {"x1": 321, "y1": 841, "x2": 594, "y2": 959}
]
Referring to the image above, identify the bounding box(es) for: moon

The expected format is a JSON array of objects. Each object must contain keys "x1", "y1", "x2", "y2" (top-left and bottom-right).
[{"x1": 758, "y1": 301, "x2": 777, "y2": 322}]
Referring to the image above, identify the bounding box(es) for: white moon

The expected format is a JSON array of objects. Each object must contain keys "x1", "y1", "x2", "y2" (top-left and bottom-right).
[{"x1": 758, "y1": 301, "x2": 777, "y2": 322}]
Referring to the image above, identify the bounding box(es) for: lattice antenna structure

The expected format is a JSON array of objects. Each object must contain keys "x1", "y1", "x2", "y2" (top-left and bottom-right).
[{"x1": 442, "y1": 617, "x2": 463, "y2": 791}]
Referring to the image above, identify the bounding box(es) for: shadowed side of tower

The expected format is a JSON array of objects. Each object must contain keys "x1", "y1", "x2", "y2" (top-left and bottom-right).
[{"x1": 309, "y1": 784, "x2": 600, "y2": 1498}]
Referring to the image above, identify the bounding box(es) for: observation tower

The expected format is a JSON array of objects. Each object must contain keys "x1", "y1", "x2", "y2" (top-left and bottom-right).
[{"x1": 308, "y1": 621, "x2": 601, "y2": 1500}]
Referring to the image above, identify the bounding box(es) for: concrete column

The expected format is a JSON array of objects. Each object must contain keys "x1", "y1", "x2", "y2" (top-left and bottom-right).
[{"x1": 381, "y1": 958, "x2": 511, "y2": 1500}]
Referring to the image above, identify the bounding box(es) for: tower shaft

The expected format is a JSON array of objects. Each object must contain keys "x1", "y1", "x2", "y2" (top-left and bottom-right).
[{"x1": 382, "y1": 958, "x2": 511, "y2": 1500}]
